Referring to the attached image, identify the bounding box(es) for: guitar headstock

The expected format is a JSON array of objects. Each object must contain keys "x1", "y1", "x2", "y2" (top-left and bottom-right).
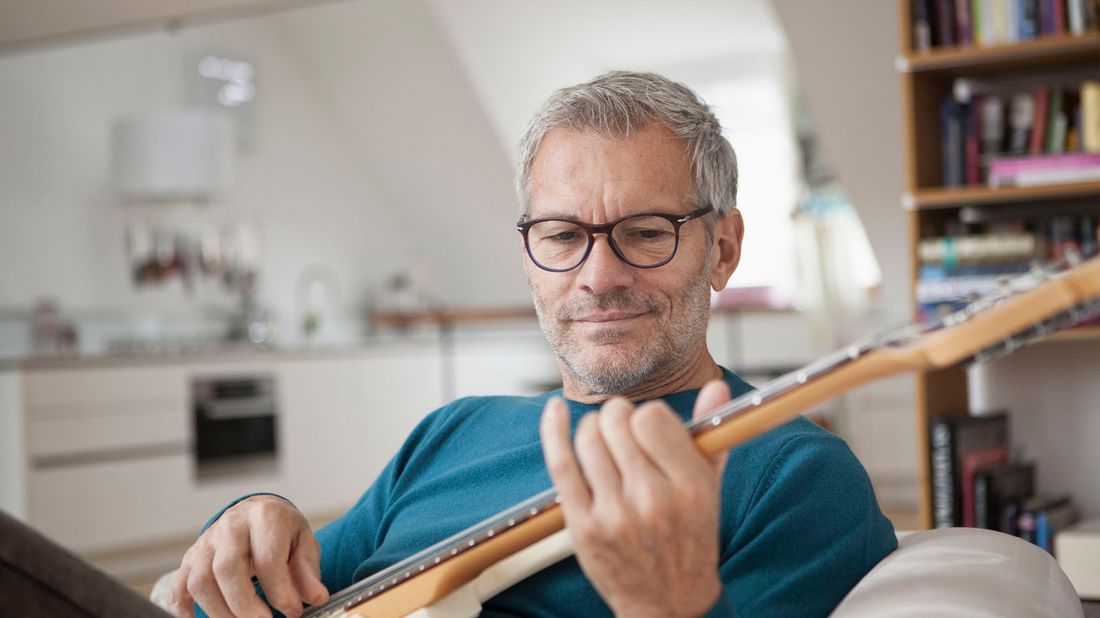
[{"x1": 882, "y1": 251, "x2": 1100, "y2": 370}]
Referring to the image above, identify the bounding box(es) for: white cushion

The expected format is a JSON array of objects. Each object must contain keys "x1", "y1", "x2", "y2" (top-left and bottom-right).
[{"x1": 831, "y1": 528, "x2": 1082, "y2": 617}]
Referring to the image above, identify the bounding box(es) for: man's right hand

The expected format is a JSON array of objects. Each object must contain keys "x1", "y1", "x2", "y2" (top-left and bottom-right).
[{"x1": 167, "y1": 495, "x2": 330, "y2": 618}]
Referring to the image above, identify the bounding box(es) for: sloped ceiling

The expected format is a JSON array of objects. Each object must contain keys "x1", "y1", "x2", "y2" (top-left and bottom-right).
[
  {"x1": 429, "y1": 0, "x2": 788, "y2": 153},
  {"x1": 274, "y1": 0, "x2": 529, "y2": 307}
]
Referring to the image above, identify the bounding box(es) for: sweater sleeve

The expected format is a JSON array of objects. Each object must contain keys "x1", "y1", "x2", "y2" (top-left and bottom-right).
[{"x1": 718, "y1": 433, "x2": 897, "y2": 617}]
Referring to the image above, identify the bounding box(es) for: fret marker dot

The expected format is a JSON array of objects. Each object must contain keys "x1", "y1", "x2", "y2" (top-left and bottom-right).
[
  {"x1": 796, "y1": 372, "x2": 807, "y2": 384},
  {"x1": 435, "y1": 557, "x2": 441, "y2": 564},
  {"x1": 451, "y1": 548, "x2": 458, "y2": 555},
  {"x1": 487, "y1": 530, "x2": 495, "y2": 537},
  {"x1": 554, "y1": 496, "x2": 562, "y2": 504},
  {"x1": 711, "y1": 416, "x2": 720, "y2": 426},
  {"x1": 530, "y1": 508, "x2": 538, "y2": 515},
  {"x1": 751, "y1": 394, "x2": 762, "y2": 406},
  {"x1": 468, "y1": 539, "x2": 475, "y2": 546},
  {"x1": 508, "y1": 518, "x2": 516, "y2": 526}
]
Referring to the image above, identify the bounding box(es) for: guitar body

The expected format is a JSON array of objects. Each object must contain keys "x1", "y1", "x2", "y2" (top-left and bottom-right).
[{"x1": 400, "y1": 531, "x2": 574, "y2": 618}]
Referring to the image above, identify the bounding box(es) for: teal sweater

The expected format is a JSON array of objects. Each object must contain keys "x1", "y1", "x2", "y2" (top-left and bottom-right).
[{"x1": 199, "y1": 370, "x2": 896, "y2": 617}]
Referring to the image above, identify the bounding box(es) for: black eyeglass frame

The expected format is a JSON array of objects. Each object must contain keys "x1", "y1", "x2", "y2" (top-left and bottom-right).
[{"x1": 516, "y1": 206, "x2": 713, "y2": 273}]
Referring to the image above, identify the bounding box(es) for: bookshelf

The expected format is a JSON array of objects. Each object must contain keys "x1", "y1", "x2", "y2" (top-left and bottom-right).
[{"x1": 897, "y1": 0, "x2": 1100, "y2": 529}]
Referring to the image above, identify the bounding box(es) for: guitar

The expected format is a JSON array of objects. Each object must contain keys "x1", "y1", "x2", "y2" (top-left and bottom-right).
[{"x1": 303, "y1": 251, "x2": 1100, "y2": 618}]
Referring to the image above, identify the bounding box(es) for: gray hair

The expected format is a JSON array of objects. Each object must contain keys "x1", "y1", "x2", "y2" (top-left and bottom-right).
[{"x1": 516, "y1": 70, "x2": 738, "y2": 216}]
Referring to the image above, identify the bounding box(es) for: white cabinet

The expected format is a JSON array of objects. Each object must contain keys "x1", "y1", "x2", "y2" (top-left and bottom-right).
[{"x1": 5, "y1": 344, "x2": 446, "y2": 560}]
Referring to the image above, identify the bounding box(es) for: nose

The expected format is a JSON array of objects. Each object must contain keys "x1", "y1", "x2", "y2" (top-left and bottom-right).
[{"x1": 574, "y1": 234, "x2": 635, "y2": 294}]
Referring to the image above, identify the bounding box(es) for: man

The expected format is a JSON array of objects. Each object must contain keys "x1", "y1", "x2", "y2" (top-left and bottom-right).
[{"x1": 170, "y1": 71, "x2": 896, "y2": 618}]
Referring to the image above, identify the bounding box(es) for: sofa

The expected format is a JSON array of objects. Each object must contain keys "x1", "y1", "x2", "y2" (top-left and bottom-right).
[{"x1": 150, "y1": 528, "x2": 1084, "y2": 617}]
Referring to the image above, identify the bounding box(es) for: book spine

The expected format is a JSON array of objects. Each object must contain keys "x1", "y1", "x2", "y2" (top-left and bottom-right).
[
  {"x1": 967, "y1": 95, "x2": 982, "y2": 184},
  {"x1": 975, "y1": 472, "x2": 990, "y2": 528},
  {"x1": 1083, "y1": 81, "x2": 1100, "y2": 153},
  {"x1": 1070, "y1": 0, "x2": 1087, "y2": 32},
  {"x1": 937, "y1": 0, "x2": 958, "y2": 45},
  {"x1": 1031, "y1": 86, "x2": 1050, "y2": 154},
  {"x1": 931, "y1": 419, "x2": 956, "y2": 528},
  {"x1": 914, "y1": 0, "x2": 934, "y2": 51},
  {"x1": 1054, "y1": 0, "x2": 1067, "y2": 32},
  {"x1": 1037, "y1": 511, "x2": 1050, "y2": 550},
  {"x1": 1046, "y1": 87, "x2": 1064, "y2": 152},
  {"x1": 956, "y1": 0, "x2": 975, "y2": 43},
  {"x1": 1021, "y1": 0, "x2": 1041, "y2": 37},
  {"x1": 1040, "y1": 0, "x2": 1054, "y2": 33}
]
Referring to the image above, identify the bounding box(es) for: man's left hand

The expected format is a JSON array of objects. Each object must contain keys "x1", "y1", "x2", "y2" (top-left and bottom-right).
[{"x1": 540, "y1": 379, "x2": 732, "y2": 618}]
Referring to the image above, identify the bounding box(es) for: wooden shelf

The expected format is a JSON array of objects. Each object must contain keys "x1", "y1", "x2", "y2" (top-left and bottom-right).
[
  {"x1": 898, "y1": 32, "x2": 1100, "y2": 74},
  {"x1": 904, "y1": 180, "x2": 1100, "y2": 210}
]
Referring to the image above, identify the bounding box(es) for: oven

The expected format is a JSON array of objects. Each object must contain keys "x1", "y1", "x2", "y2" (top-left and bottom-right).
[{"x1": 191, "y1": 374, "x2": 278, "y2": 476}]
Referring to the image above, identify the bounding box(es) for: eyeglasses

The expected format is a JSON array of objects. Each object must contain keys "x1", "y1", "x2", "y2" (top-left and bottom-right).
[{"x1": 516, "y1": 207, "x2": 712, "y2": 272}]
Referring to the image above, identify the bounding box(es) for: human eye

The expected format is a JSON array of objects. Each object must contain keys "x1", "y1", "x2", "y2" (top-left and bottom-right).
[
  {"x1": 534, "y1": 222, "x2": 583, "y2": 244},
  {"x1": 621, "y1": 221, "x2": 673, "y2": 242}
]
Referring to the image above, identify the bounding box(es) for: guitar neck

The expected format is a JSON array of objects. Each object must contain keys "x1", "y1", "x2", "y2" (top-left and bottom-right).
[{"x1": 308, "y1": 252, "x2": 1100, "y2": 618}]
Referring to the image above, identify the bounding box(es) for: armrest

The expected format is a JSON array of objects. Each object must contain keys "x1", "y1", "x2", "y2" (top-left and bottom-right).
[{"x1": 831, "y1": 528, "x2": 1082, "y2": 617}]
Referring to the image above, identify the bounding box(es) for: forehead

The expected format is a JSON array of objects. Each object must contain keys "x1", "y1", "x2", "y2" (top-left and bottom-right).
[{"x1": 528, "y1": 124, "x2": 693, "y2": 219}]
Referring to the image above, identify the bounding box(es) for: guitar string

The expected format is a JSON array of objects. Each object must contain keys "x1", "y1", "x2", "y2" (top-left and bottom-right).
[{"x1": 304, "y1": 254, "x2": 1091, "y2": 616}]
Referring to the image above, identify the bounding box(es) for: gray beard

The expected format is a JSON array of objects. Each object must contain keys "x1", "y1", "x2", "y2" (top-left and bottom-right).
[{"x1": 531, "y1": 258, "x2": 714, "y2": 396}]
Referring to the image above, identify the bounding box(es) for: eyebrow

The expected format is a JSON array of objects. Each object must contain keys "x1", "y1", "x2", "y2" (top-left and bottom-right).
[{"x1": 527, "y1": 207, "x2": 690, "y2": 222}]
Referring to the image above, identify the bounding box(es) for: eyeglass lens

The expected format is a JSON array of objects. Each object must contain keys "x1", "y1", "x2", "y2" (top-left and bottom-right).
[{"x1": 526, "y1": 215, "x2": 679, "y2": 270}]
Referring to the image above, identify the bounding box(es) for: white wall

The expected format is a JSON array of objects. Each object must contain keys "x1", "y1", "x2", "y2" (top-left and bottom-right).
[
  {"x1": 770, "y1": 0, "x2": 920, "y2": 505},
  {"x1": 0, "y1": 9, "x2": 418, "y2": 342}
]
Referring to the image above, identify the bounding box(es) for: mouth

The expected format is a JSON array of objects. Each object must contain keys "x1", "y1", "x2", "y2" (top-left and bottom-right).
[{"x1": 574, "y1": 311, "x2": 648, "y2": 324}]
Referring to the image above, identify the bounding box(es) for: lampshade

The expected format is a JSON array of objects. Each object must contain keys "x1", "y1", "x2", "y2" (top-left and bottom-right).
[{"x1": 113, "y1": 110, "x2": 235, "y2": 202}]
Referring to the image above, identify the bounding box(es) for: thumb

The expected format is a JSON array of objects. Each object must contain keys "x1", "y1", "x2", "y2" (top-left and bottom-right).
[
  {"x1": 692, "y1": 379, "x2": 732, "y2": 479},
  {"x1": 289, "y1": 530, "x2": 329, "y2": 606}
]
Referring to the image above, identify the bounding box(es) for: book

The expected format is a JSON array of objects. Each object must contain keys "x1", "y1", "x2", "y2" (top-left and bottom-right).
[
  {"x1": 973, "y1": 461, "x2": 1035, "y2": 530},
  {"x1": 961, "y1": 445, "x2": 1009, "y2": 526},
  {"x1": 956, "y1": 0, "x2": 974, "y2": 44},
  {"x1": 1020, "y1": 0, "x2": 1041, "y2": 38},
  {"x1": 1037, "y1": 497, "x2": 1078, "y2": 553},
  {"x1": 1083, "y1": 81, "x2": 1100, "y2": 153},
  {"x1": 914, "y1": 0, "x2": 934, "y2": 51},
  {"x1": 1069, "y1": 0, "x2": 1088, "y2": 33},
  {"x1": 1030, "y1": 86, "x2": 1050, "y2": 154},
  {"x1": 1008, "y1": 92, "x2": 1035, "y2": 155},
  {"x1": 918, "y1": 232, "x2": 1037, "y2": 266},
  {"x1": 937, "y1": 0, "x2": 958, "y2": 46},
  {"x1": 988, "y1": 153, "x2": 1100, "y2": 186},
  {"x1": 966, "y1": 93, "x2": 982, "y2": 184},
  {"x1": 929, "y1": 412, "x2": 1010, "y2": 528},
  {"x1": 1054, "y1": 519, "x2": 1100, "y2": 599},
  {"x1": 942, "y1": 97, "x2": 967, "y2": 186},
  {"x1": 1046, "y1": 86, "x2": 1065, "y2": 153}
]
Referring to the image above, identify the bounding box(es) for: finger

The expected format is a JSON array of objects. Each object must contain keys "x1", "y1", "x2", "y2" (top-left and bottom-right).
[
  {"x1": 186, "y1": 556, "x2": 235, "y2": 618},
  {"x1": 540, "y1": 397, "x2": 592, "y2": 513},
  {"x1": 631, "y1": 402, "x2": 714, "y2": 484},
  {"x1": 250, "y1": 524, "x2": 304, "y2": 618},
  {"x1": 692, "y1": 379, "x2": 733, "y2": 477},
  {"x1": 574, "y1": 411, "x2": 623, "y2": 504},
  {"x1": 597, "y1": 397, "x2": 661, "y2": 484},
  {"x1": 168, "y1": 563, "x2": 195, "y2": 618},
  {"x1": 211, "y1": 525, "x2": 272, "y2": 618},
  {"x1": 289, "y1": 529, "x2": 330, "y2": 606}
]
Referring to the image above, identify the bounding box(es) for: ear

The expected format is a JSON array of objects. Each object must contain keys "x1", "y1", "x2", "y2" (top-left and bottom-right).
[{"x1": 709, "y1": 208, "x2": 744, "y2": 291}]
